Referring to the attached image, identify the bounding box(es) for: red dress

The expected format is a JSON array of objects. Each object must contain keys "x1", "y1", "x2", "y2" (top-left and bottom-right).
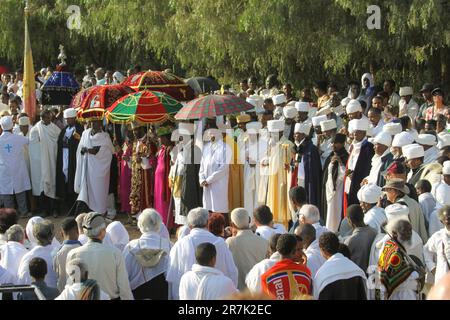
[{"x1": 153, "y1": 145, "x2": 172, "y2": 228}]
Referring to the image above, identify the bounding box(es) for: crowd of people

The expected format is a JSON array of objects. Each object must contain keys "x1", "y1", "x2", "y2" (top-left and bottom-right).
[{"x1": 0, "y1": 67, "x2": 450, "y2": 300}]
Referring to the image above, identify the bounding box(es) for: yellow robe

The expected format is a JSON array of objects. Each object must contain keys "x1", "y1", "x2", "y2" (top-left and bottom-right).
[
  {"x1": 225, "y1": 134, "x2": 244, "y2": 212},
  {"x1": 266, "y1": 136, "x2": 295, "y2": 228}
]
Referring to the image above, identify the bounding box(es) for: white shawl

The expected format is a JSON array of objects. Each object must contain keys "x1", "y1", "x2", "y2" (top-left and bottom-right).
[{"x1": 313, "y1": 253, "x2": 367, "y2": 299}]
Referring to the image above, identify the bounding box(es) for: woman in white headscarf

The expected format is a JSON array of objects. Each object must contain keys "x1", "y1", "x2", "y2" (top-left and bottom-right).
[
  {"x1": 122, "y1": 209, "x2": 171, "y2": 300},
  {"x1": 361, "y1": 73, "x2": 376, "y2": 111},
  {"x1": 25, "y1": 216, "x2": 60, "y2": 250},
  {"x1": 106, "y1": 221, "x2": 129, "y2": 252},
  {"x1": 113, "y1": 71, "x2": 125, "y2": 84}
]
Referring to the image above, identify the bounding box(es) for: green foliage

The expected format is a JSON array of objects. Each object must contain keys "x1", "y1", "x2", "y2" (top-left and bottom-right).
[{"x1": 0, "y1": 0, "x2": 449, "y2": 91}]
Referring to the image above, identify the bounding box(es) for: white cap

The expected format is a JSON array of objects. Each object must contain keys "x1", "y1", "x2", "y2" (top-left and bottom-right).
[
  {"x1": 295, "y1": 101, "x2": 310, "y2": 112},
  {"x1": 402, "y1": 144, "x2": 425, "y2": 160},
  {"x1": 383, "y1": 123, "x2": 403, "y2": 136},
  {"x1": 283, "y1": 106, "x2": 297, "y2": 119},
  {"x1": 416, "y1": 134, "x2": 437, "y2": 146},
  {"x1": 294, "y1": 122, "x2": 312, "y2": 135},
  {"x1": 385, "y1": 203, "x2": 409, "y2": 222},
  {"x1": 0, "y1": 116, "x2": 13, "y2": 131},
  {"x1": 267, "y1": 120, "x2": 285, "y2": 133},
  {"x1": 357, "y1": 184, "x2": 383, "y2": 204},
  {"x1": 341, "y1": 97, "x2": 351, "y2": 107},
  {"x1": 399, "y1": 86, "x2": 413, "y2": 97},
  {"x1": 312, "y1": 115, "x2": 328, "y2": 127},
  {"x1": 349, "y1": 118, "x2": 370, "y2": 132},
  {"x1": 246, "y1": 122, "x2": 262, "y2": 133},
  {"x1": 320, "y1": 119, "x2": 337, "y2": 132},
  {"x1": 178, "y1": 122, "x2": 195, "y2": 136},
  {"x1": 316, "y1": 107, "x2": 332, "y2": 117},
  {"x1": 436, "y1": 183, "x2": 450, "y2": 206},
  {"x1": 346, "y1": 99, "x2": 363, "y2": 114},
  {"x1": 63, "y1": 108, "x2": 78, "y2": 119},
  {"x1": 272, "y1": 94, "x2": 286, "y2": 106},
  {"x1": 18, "y1": 116, "x2": 30, "y2": 126},
  {"x1": 372, "y1": 131, "x2": 392, "y2": 147},
  {"x1": 439, "y1": 134, "x2": 450, "y2": 149},
  {"x1": 443, "y1": 161, "x2": 450, "y2": 175},
  {"x1": 392, "y1": 132, "x2": 414, "y2": 147}
]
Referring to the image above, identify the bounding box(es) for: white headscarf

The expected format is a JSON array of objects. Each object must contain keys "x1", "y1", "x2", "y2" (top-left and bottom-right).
[
  {"x1": 106, "y1": 221, "x2": 129, "y2": 252},
  {"x1": 25, "y1": 216, "x2": 60, "y2": 250},
  {"x1": 113, "y1": 71, "x2": 125, "y2": 84},
  {"x1": 361, "y1": 73, "x2": 375, "y2": 88}
]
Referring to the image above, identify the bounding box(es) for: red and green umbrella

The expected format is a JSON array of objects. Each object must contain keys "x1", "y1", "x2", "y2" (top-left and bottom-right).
[
  {"x1": 77, "y1": 84, "x2": 134, "y2": 121},
  {"x1": 69, "y1": 86, "x2": 96, "y2": 110},
  {"x1": 105, "y1": 90, "x2": 183, "y2": 124},
  {"x1": 175, "y1": 94, "x2": 254, "y2": 120},
  {"x1": 122, "y1": 70, "x2": 196, "y2": 101}
]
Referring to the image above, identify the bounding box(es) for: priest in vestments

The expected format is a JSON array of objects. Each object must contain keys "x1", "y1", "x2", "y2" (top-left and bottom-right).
[
  {"x1": 290, "y1": 122, "x2": 322, "y2": 208},
  {"x1": 344, "y1": 118, "x2": 374, "y2": 216},
  {"x1": 118, "y1": 128, "x2": 134, "y2": 215},
  {"x1": 179, "y1": 124, "x2": 203, "y2": 219},
  {"x1": 265, "y1": 120, "x2": 295, "y2": 228},
  {"x1": 243, "y1": 121, "x2": 267, "y2": 217},
  {"x1": 55, "y1": 108, "x2": 83, "y2": 214},
  {"x1": 322, "y1": 134, "x2": 348, "y2": 232},
  {"x1": 129, "y1": 124, "x2": 158, "y2": 219},
  {"x1": 153, "y1": 126, "x2": 174, "y2": 229},
  {"x1": 28, "y1": 109, "x2": 61, "y2": 217},
  {"x1": 74, "y1": 119, "x2": 114, "y2": 215}
]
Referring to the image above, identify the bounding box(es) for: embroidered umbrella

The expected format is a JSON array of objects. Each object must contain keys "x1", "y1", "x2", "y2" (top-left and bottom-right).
[
  {"x1": 69, "y1": 86, "x2": 96, "y2": 110},
  {"x1": 105, "y1": 90, "x2": 183, "y2": 124},
  {"x1": 40, "y1": 71, "x2": 80, "y2": 106},
  {"x1": 174, "y1": 94, "x2": 254, "y2": 120},
  {"x1": 77, "y1": 84, "x2": 134, "y2": 121},
  {"x1": 123, "y1": 70, "x2": 196, "y2": 101}
]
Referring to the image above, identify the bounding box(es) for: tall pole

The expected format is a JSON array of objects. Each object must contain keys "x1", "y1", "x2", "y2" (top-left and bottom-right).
[{"x1": 23, "y1": 0, "x2": 37, "y2": 122}]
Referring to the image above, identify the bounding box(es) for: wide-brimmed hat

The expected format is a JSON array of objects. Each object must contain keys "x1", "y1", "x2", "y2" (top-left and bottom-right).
[{"x1": 382, "y1": 178, "x2": 409, "y2": 194}]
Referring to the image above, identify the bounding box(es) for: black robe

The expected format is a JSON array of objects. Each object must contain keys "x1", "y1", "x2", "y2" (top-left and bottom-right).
[
  {"x1": 293, "y1": 139, "x2": 322, "y2": 208},
  {"x1": 318, "y1": 276, "x2": 367, "y2": 300},
  {"x1": 346, "y1": 140, "x2": 375, "y2": 208},
  {"x1": 55, "y1": 123, "x2": 84, "y2": 201},
  {"x1": 179, "y1": 142, "x2": 203, "y2": 217}
]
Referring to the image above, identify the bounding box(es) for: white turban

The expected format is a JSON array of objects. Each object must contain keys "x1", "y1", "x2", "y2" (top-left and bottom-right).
[
  {"x1": 436, "y1": 183, "x2": 450, "y2": 207},
  {"x1": 346, "y1": 99, "x2": 362, "y2": 114},
  {"x1": 402, "y1": 144, "x2": 424, "y2": 161},
  {"x1": 392, "y1": 132, "x2": 414, "y2": 148},
  {"x1": 283, "y1": 106, "x2": 298, "y2": 119},
  {"x1": 416, "y1": 134, "x2": 437, "y2": 146},
  {"x1": 399, "y1": 86, "x2": 413, "y2": 97},
  {"x1": 443, "y1": 161, "x2": 450, "y2": 175},
  {"x1": 0, "y1": 116, "x2": 13, "y2": 131},
  {"x1": 63, "y1": 108, "x2": 77, "y2": 119},
  {"x1": 385, "y1": 203, "x2": 409, "y2": 222},
  {"x1": 272, "y1": 94, "x2": 286, "y2": 106},
  {"x1": 294, "y1": 122, "x2": 312, "y2": 135},
  {"x1": 357, "y1": 184, "x2": 382, "y2": 204},
  {"x1": 383, "y1": 123, "x2": 403, "y2": 136},
  {"x1": 267, "y1": 120, "x2": 284, "y2": 133},
  {"x1": 295, "y1": 101, "x2": 310, "y2": 112},
  {"x1": 371, "y1": 132, "x2": 392, "y2": 147},
  {"x1": 320, "y1": 119, "x2": 337, "y2": 132},
  {"x1": 312, "y1": 115, "x2": 327, "y2": 127}
]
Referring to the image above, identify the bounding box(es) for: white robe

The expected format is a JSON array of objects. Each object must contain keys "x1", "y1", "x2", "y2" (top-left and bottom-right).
[
  {"x1": 313, "y1": 253, "x2": 367, "y2": 299},
  {"x1": 255, "y1": 224, "x2": 286, "y2": 241},
  {"x1": 325, "y1": 161, "x2": 346, "y2": 232},
  {"x1": 74, "y1": 129, "x2": 114, "y2": 214},
  {"x1": 17, "y1": 245, "x2": 58, "y2": 287},
  {"x1": 55, "y1": 282, "x2": 110, "y2": 300},
  {"x1": 0, "y1": 241, "x2": 28, "y2": 281},
  {"x1": 245, "y1": 252, "x2": 281, "y2": 294},
  {"x1": 423, "y1": 146, "x2": 440, "y2": 165},
  {"x1": 305, "y1": 240, "x2": 326, "y2": 278},
  {"x1": 423, "y1": 228, "x2": 450, "y2": 284},
  {"x1": 370, "y1": 119, "x2": 385, "y2": 138},
  {"x1": 179, "y1": 264, "x2": 238, "y2": 300},
  {"x1": 106, "y1": 221, "x2": 129, "y2": 252},
  {"x1": 166, "y1": 228, "x2": 238, "y2": 300},
  {"x1": 418, "y1": 192, "x2": 436, "y2": 227},
  {"x1": 199, "y1": 139, "x2": 231, "y2": 213},
  {"x1": 243, "y1": 135, "x2": 267, "y2": 217},
  {"x1": 122, "y1": 231, "x2": 171, "y2": 291},
  {"x1": 428, "y1": 209, "x2": 444, "y2": 237},
  {"x1": 0, "y1": 132, "x2": 31, "y2": 195},
  {"x1": 28, "y1": 121, "x2": 60, "y2": 198},
  {"x1": 364, "y1": 206, "x2": 387, "y2": 233}
]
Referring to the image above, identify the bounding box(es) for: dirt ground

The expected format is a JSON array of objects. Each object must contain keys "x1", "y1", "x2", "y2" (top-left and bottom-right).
[{"x1": 18, "y1": 213, "x2": 143, "y2": 243}]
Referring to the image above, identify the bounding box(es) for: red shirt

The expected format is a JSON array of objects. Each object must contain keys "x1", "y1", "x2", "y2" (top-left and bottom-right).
[{"x1": 261, "y1": 259, "x2": 312, "y2": 300}]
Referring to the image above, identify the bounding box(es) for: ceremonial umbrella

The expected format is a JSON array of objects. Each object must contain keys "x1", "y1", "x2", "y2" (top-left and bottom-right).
[
  {"x1": 105, "y1": 90, "x2": 183, "y2": 124},
  {"x1": 174, "y1": 94, "x2": 254, "y2": 120},
  {"x1": 69, "y1": 86, "x2": 97, "y2": 110},
  {"x1": 77, "y1": 84, "x2": 134, "y2": 121},
  {"x1": 123, "y1": 70, "x2": 196, "y2": 101},
  {"x1": 41, "y1": 71, "x2": 80, "y2": 106}
]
